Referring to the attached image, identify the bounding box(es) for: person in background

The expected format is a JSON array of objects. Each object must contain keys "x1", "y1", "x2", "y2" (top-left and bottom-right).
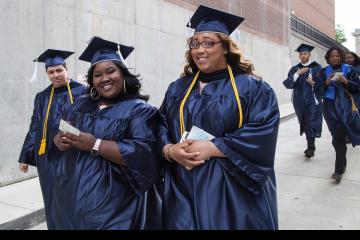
[
  {"x1": 18, "y1": 49, "x2": 87, "y2": 229},
  {"x1": 158, "y1": 5, "x2": 279, "y2": 229},
  {"x1": 345, "y1": 51, "x2": 360, "y2": 73},
  {"x1": 316, "y1": 47, "x2": 360, "y2": 183},
  {"x1": 283, "y1": 43, "x2": 322, "y2": 158},
  {"x1": 53, "y1": 37, "x2": 161, "y2": 229}
]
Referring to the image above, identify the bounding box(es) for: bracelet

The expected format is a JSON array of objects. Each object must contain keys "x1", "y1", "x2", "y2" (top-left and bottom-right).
[{"x1": 164, "y1": 144, "x2": 174, "y2": 162}]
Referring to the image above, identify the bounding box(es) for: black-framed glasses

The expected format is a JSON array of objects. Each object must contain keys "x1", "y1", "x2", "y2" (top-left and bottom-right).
[{"x1": 189, "y1": 41, "x2": 222, "y2": 49}]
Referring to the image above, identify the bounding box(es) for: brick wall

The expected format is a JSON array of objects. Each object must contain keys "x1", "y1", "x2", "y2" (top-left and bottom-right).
[
  {"x1": 165, "y1": 0, "x2": 290, "y2": 46},
  {"x1": 290, "y1": 0, "x2": 335, "y2": 38},
  {"x1": 166, "y1": 0, "x2": 336, "y2": 45}
]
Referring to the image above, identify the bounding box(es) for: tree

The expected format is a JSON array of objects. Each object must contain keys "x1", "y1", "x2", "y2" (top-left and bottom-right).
[{"x1": 336, "y1": 24, "x2": 347, "y2": 44}]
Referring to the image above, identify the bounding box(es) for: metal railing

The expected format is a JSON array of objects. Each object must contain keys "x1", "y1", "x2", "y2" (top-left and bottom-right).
[{"x1": 290, "y1": 15, "x2": 348, "y2": 51}]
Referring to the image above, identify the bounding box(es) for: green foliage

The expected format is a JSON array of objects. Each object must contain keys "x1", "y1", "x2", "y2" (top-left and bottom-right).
[{"x1": 336, "y1": 24, "x2": 347, "y2": 44}]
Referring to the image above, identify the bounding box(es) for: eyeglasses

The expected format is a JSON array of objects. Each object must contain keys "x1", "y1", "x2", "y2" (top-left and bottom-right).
[{"x1": 189, "y1": 41, "x2": 222, "y2": 49}]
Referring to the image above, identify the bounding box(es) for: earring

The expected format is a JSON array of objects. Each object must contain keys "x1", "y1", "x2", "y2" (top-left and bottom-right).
[
  {"x1": 90, "y1": 87, "x2": 100, "y2": 100},
  {"x1": 224, "y1": 51, "x2": 228, "y2": 55},
  {"x1": 123, "y1": 80, "x2": 127, "y2": 94}
]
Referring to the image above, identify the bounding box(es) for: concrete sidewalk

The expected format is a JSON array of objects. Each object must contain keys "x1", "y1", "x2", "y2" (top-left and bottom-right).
[
  {"x1": 0, "y1": 103, "x2": 296, "y2": 230},
  {"x1": 276, "y1": 116, "x2": 360, "y2": 229},
  {"x1": 0, "y1": 178, "x2": 45, "y2": 230}
]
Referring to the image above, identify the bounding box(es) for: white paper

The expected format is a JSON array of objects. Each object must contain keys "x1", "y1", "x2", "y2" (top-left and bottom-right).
[
  {"x1": 180, "y1": 126, "x2": 215, "y2": 143},
  {"x1": 59, "y1": 119, "x2": 80, "y2": 136}
]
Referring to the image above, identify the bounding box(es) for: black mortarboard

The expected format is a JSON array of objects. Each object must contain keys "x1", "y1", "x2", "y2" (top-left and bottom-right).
[
  {"x1": 296, "y1": 43, "x2": 315, "y2": 53},
  {"x1": 34, "y1": 49, "x2": 74, "y2": 68},
  {"x1": 186, "y1": 5, "x2": 244, "y2": 35},
  {"x1": 79, "y1": 36, "x2": 134, "y2": 67}
]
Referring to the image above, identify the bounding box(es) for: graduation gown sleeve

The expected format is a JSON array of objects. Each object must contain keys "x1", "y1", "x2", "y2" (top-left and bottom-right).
[
  {"x1": 283, "y1": 66, "x2": 299, "y2": 89},
  {"x1": 347, "y1": 66, "x2": 360, "y2": 94},
  {"x1": 211, "y1": 80, "x2": 280, "y2": 194},
  {"x1": 117, "y1": 104, "x2": 160, "y2": 195},
  {"x1": 158, "y1": 82, "x2": 176, "y2": 149},
  {"x1": 18, "y1": 94, "x2": 41, "y2": 166}
]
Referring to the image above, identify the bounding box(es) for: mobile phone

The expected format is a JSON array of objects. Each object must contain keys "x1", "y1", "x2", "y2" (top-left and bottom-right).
[{"x1": 331, "y1": 72, "x2": 343, "y2": 81}]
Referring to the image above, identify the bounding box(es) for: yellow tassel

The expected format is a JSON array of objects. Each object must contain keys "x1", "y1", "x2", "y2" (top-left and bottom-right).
[{"x1": 38, "y1": 139, "x2": 46, "y2": 155}]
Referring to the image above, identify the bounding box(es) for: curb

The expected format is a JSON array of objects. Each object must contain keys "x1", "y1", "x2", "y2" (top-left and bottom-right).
[
  {"x1": 0, "y1": 208, "x2": 45, "y2": 230},
  {"x1": 280, "y1": 112, "x2": 296, "y2": 123}
]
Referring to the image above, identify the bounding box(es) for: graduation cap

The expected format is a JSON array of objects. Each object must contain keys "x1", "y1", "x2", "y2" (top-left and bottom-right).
[
  {"x1": 79, "y1": 36, "x2": 134, "y2": 67},
  {"x1": 34, "y1": 49, "x2": 74, "y2": 68},
  {"x1": 186, "y1": 5, "x2": 244, "y2": 36},
  {"x1": 295, "y1": 43, "x2": 315, "y2": 53}
]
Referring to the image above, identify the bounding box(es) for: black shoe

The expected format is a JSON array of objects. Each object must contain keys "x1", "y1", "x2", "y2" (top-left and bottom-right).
[
  {"x1": 304, "y1": 148, "x2": 315, "y2": 158},
  {"x1": 331, "y1": 172, "x2": 343, "y2": 183}
]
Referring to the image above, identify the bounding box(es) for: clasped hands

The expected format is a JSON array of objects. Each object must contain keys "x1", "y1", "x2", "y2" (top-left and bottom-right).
[
  {"x1": 163, "y1": 140, "x2": 220, "y2": 171},
  {"x1": 54, "y1": 131, "x2": 96, "y2": 152}
]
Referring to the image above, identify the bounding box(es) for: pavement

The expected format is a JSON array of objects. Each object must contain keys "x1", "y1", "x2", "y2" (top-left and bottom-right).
[
  {"x1": 276, "y1": 110, "x2": 360, "y2": 230},
  {"x1": 1, "y1": 102, "x2": 359, "y2": 230},
  {"x1": 0, "y1": 177, "x2": 45, "y2": 230}
]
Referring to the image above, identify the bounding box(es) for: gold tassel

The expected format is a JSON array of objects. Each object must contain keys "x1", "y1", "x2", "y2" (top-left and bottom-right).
[
  {"x1": 38, "y1": 87, "x2": 54, "y2": 156},
  {"x1": 38, "y1": 139, "x2": 46, "y2": 155},
  {"x1": 179, "y1": 65, "x2": 243, "y2": 136}
]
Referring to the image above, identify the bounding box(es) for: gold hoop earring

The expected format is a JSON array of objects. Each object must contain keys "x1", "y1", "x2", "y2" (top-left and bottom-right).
[{"x1": 90, "y1": 87, "x2": 100, "y2": 100}]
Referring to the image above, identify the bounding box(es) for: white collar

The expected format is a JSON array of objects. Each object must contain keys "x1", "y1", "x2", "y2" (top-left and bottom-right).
[{"x1": 300, "y1": 61, "x2": 311, "y2": 67}]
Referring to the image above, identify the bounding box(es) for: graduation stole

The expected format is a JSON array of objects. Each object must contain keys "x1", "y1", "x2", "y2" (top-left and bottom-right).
[
  {"x1": 38, "y1": 81, "x2": 74, "y2": 155},
  {"x1": 179, "y1": 65, "x2": 243, "y2": 136},
  {"x1": 325, "y1": 64, "x2": 358, "y2": 112}
]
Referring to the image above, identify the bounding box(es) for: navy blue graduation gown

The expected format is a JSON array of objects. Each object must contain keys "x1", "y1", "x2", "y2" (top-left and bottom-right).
[
  {"x1": 18, "y1": 80, "x2": 87, "y2": 229},
  {"x1": 50, "y1": 96, "x2": 161, "y2": 229},
  {"x1": 353, "y1": 65, "x2": 360, "y2": 74},
  {"x1": 158, "y1": 72, "x2": 280, "y2": 230},
  {"x1": 283, "y1": 62, "x2": 323, "y2": 139},
  {"x1": 316, "y1": 64, "x2": 360, "y2": 146}
]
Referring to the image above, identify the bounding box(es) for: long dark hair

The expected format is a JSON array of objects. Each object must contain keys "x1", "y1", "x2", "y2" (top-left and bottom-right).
[
  {"x1": 86, "y1": 61, "x2": 149, "y2": 102},
  {"x1": 182, "y1": 33, "x2": 261, "y2": 79},
  {"x1": 325, "y1": 47, "x2": 345, "y2": 65},
  {"x1": 346, "y1": 51, "x2": 360, "y2": 66}
]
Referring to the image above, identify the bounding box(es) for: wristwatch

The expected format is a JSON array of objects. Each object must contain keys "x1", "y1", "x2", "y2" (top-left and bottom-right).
[{"x1": 91, "y1": 139, "x2": 102, "y2": 156}]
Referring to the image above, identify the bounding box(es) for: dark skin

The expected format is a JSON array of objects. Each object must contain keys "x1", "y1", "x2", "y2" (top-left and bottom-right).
[
  {"x1": 53, "y1": 61, "x2": 126, "y2": 165},
  {"x1": 324, "y1": 50, "x2": 349, "y2": 87},
  {"x1": 54, "y1": 132, "x2": 124, "y2": 165}
]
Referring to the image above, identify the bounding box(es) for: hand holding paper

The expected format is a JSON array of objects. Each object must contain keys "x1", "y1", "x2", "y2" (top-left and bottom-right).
[
  {"x1": 59, "y1": 119, "x2": 80, "y2": 136},
  {"x1": 180, "y1": 126, "x2": 215, "y2": 143}
]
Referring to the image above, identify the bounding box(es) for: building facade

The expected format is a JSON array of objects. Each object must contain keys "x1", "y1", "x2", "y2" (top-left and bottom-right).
[{"x1": 353, "y1": 29, "x2": 360, "y2": 55}]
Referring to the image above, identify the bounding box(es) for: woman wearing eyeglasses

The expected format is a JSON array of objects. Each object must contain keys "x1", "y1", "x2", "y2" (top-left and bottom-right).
[{"x1": 158, "y1": 6, "x2": 280, "y2": 230}]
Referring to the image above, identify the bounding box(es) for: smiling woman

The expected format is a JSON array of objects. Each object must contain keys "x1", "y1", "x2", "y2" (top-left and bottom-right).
[
  {"x1": 51, "y1": 37, "x2": 161, "y2": 230},
  {"x1": 158, "y1": 5, "x2": 280, "y2": 230}
]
